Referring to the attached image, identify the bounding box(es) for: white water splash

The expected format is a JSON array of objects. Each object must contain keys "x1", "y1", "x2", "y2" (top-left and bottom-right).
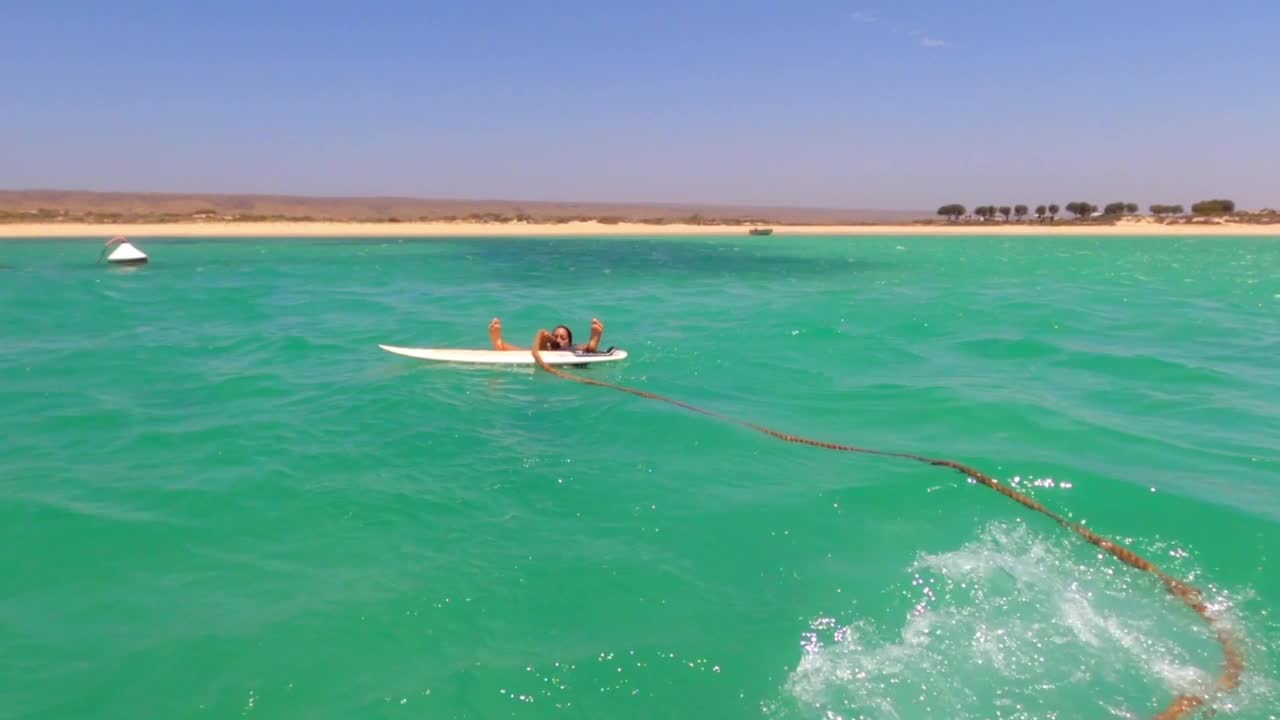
[{"x1": 776, "y1": 522, "x2": 1273, "y2": 720}]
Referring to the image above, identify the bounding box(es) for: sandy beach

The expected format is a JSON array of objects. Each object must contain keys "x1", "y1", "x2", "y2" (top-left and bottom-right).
[{"x1": 2, "y1": 218, "x2": 1279, "y2": 238}]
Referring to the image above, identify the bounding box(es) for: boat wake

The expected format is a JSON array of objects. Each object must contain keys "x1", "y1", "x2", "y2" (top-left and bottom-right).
[{"x1": 774, "y1": 522, "x2": 1275, "y2": 720}]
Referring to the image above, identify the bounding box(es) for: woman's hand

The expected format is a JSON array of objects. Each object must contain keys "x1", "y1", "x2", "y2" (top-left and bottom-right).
[{"x1": 534, "y1": 329, "x2": 556, "y2": 351}]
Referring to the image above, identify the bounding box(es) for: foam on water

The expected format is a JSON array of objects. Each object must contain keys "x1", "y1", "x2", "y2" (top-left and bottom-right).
[{"x1": 778, "y1": 522, "x2": 1276, "y2": 720}]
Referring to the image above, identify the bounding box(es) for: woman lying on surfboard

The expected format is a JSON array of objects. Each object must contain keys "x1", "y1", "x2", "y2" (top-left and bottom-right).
[{"x1": 489, "y1": 317, "x2": 605, "y2": 352}]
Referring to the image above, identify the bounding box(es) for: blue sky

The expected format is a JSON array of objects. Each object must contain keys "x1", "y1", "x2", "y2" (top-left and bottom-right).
[{"x1": 4, "y1": 0, "x2": 1278, "y2": 209}]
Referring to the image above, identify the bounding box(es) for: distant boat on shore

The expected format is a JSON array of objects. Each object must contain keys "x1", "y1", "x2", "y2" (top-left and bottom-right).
[{"x1": 748, "y1": 227, "x2": 774, "y2": 236}]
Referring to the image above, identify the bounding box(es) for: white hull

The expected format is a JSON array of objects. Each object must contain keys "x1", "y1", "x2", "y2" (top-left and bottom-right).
[
  {"x1": 379, "y1": 344, "x2": 628, "y2": 366},
  {"x1": 107, "y1": 242, "x2": 148, "y2": 264}
]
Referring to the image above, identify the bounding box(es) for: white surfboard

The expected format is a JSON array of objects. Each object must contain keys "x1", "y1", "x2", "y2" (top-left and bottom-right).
[{"x1": 379, "y1": 344, "x2": 628, "y2": 366}]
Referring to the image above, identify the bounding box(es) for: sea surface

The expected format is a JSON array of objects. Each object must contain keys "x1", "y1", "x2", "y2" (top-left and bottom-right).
[{"x1": 2, "y1": 234, "x2": 1278, "y2": 720}]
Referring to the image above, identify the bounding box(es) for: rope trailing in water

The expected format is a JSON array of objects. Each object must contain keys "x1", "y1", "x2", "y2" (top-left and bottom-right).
[{"x1": 530, "y1": 343, "x2": 1243, "y2": 720}]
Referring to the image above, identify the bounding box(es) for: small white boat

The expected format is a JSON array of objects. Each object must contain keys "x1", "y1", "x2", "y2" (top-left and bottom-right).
[{"x1": 101, "y1": 236, "x2": 148, "y2": 265}]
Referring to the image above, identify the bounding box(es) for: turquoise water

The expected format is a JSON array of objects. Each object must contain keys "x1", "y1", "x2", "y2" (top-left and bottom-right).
[{"x1": 2, "y1": 234, "x2": 1278, "y2": 719}]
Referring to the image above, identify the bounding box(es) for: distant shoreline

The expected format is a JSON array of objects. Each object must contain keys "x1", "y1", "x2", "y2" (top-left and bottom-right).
[
  {"x1": 0, "y1": 189, "x2": 926, "y2": 226},
  {"x1": 2, "y1": 219, "x2": 1280, "y2": 238}
]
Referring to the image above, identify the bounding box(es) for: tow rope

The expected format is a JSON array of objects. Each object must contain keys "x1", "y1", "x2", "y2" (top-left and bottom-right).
[{"x1": 530, "y1": 341, "x2": 1243, "y2": 719}]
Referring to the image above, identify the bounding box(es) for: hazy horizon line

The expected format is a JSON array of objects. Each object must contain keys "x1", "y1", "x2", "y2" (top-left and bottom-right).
[{"x1": 0, "y1": 188, "x2": 929, "y2": 215}]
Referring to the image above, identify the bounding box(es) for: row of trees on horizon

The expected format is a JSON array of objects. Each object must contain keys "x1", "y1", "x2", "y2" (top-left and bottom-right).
[{"x1": 935, "y1": 199, "x2": 1238, "y2": 222}]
